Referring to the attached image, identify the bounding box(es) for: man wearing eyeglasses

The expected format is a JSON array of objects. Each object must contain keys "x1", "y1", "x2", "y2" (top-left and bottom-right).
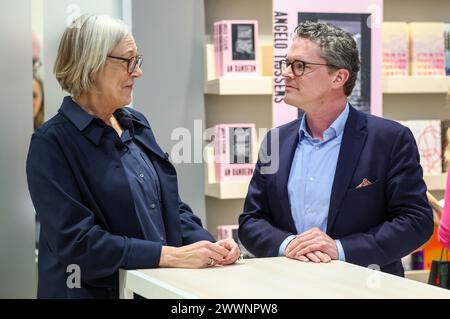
[{"x1": 239, "y1": 21, "x2": 433, "y2": 277}]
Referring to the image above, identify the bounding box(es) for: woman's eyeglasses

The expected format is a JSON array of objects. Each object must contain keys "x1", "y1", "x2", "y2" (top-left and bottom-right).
[{"x1": 107, "y1": 54, "x2": 144, "y2": 74}]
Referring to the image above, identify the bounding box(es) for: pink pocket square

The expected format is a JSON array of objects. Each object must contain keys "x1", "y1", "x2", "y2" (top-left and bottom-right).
[{"x1": 355, "y1": 178, "x2": 372, "y2": 189}]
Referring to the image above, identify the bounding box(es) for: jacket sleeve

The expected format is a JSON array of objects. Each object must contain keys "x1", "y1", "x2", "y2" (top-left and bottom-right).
[
  {"x1": 339, "y1": 127, "x2": 434, "y2": 268},
  {"x1": 438, "y1": 170, "x2": 450, "y2": 249},
  {"x1": 239, "y1": 131, "x2": 295, "y2": 257},
  {"x1": 26, "y1": 133, "x2": 162, "y2": 285},
  {"x1": 178, "y1": 197, "x2": 215, "y2": 244}
]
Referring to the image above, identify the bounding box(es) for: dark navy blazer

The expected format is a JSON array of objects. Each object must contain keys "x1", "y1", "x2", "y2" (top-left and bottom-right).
[
  {"x1": 239, "y1": 106, "x2": 434, "y2": 276},
  {"x1": 26, "y1": 96, "x2": 214, "y2": 298}
]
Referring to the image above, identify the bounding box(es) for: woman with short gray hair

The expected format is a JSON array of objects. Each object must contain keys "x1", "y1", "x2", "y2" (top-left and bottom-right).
[{"x1": 26, "y1": 14, "x2": 240, "y2": 299}]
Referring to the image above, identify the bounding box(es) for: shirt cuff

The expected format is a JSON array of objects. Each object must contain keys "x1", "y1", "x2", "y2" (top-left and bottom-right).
[
  {"x1": 335, "y1": 239, "x2": 346, "y2": 261},
  {"x1": 279, "y1": 235, "x2": 296, "y2": 256}
]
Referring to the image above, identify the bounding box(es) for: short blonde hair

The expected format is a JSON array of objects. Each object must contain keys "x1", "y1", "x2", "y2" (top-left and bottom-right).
[{"x1": 54, "y1": 14, "x2": 128, "y2": 97}]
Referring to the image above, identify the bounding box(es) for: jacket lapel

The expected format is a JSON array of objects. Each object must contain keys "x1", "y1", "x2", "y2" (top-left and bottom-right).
[
  {"x1": 276, "y1": 120, "x2": 301, "y2": 233},
  {"x1": 327, "y1": 106, "x2": 368, "y2": 233},
  {"x1": 133, "y1": 126, "x2": 168, "y2": 161}
]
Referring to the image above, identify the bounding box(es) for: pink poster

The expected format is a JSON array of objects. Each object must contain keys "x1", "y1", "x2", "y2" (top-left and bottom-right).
[{"x1": 272, "y1": 0, "x2": 383, "y2": 127}]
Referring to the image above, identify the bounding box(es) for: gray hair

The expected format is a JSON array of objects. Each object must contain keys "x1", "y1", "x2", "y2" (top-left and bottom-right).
[
  {"x1": 54, "y1": 14, "x2": 128, "y2": 98},
  {"x1": 294, "y1": 21, "x2": 360, "y2": 96}
]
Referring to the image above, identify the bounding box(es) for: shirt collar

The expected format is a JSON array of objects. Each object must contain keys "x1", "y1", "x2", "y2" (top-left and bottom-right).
[
  {"x1": 59, "y1": 96, "x2": 98, "y2": 131},
  {"x1": 59, "y1": 96, "x2": 149, "y2": 145},
  {"x1": 299, "y1": 102, "x2": 350, "y2": 142}
]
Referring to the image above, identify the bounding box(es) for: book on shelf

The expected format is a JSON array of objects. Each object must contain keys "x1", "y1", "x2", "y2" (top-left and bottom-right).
[
  {"x1": 217, "y1": 224, "x2": 239, "y2": 241},
  {"x1": 445, "y1": 24, "x2": 450, "y2": 76},
  {"x1": 399, "y1": 120, "x2": 442, "y2": 174},
  {"x1": 213, "y1": 20, "x2": 259, "y2": 77},
  {"x1": 409, "y1": 22, "x2": 446, "y2": 77},
  {"x1": 213, "y1": 123, "x2": 257, "y2": 182},
  {"x1": 382, "y1": 22, "x2": 409, "y2": 77},
  {"x1": 213, "y1": 21, "x2": 223, "y2": 78}
]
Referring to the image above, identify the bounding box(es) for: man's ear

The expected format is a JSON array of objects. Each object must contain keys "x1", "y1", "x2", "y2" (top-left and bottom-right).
[{"x1": 331, "y1": 69, "x2": 350, "y2": 89}]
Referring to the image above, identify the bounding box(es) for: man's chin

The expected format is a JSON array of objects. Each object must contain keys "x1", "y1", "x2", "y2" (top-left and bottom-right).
[{"x1": 283, "y1": 96, "x2": 302, "y2": 109}]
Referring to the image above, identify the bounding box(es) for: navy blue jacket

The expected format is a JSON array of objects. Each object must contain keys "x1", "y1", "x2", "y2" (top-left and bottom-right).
[
  {"x1": 239, "y1": 106, "x2": 434, "y2": 276},
  {"x1": 26, "y1": 97, "x2": 214, "y2": 298}
]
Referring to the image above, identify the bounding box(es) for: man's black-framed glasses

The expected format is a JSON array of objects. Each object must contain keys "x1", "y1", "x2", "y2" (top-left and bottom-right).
[
  {"x1": 279, "y1": 59, "x2": 338, "y2": 77},
  {"x1": 107, "y1": 54, "x2": 143, "y2": 74}
]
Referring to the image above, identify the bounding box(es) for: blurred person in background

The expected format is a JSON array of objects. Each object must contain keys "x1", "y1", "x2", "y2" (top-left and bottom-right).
[{"x1": 438, "y1": 128, "x2": 450, "y2": 250}]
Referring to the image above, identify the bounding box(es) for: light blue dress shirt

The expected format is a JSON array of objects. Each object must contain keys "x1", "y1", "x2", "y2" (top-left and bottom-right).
[{"x1": 279, "y1": 103, "x2": 349, "y2": 261}]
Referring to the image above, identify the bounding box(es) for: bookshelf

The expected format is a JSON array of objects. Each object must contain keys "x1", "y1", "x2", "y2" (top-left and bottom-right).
[
  {"x1": 203, "y1": 0, "x2": 450, "y2": 238},
  {"x1": 205, "y1": 77, "x2": 272, "y2": 95},
  {"x1": 383, "y1": 77, "x2": 450, "y2": 94},
  {"x1": 424, "y1": 173, "x2": 447, "y2": 191},
  {"x1": 203, "y1": 146, "x2": 251, "y2": 199},
  {"x1": 203, "y1": 174, "x2": 447, "y2": 200},
  {"x1": 205, "y1": 73, "x2": 450, "y2": 96},
  {"x1": 203, "y1": 0, "x2": 272, "y2": 237},
  {"x1": 405, "y1": 270, "x2": 431, "y2": 284},
  {"x1": 383, "y1": 0, "x2": 450, "y2": 204}
]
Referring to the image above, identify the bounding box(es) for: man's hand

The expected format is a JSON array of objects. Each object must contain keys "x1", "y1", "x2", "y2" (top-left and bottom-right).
[
  {"x1": 215, "y1": 238, "x2": 241, "y2": 265},
  {"x1": 285, "y1": 228, "x2": 338, "y2": 262}
]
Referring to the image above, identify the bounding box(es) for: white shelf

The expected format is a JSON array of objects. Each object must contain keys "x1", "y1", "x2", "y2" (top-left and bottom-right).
[
  {"x1": 205, "y1": 44, "x2": 450, "y2": 95},
  {"x1": 383, "y1": 77, "x2": 450, "y2": 94},
  {"x1": 424, "y1": 173, "x2": 447, "y2": 191},
  {"x1": 205, "y1": 180, "x2": 250, "y2": 199},
  {"x1": 405, "y1": 270, "x2": 430, "y2": 284},
  {"x1": 204, "y1": 146, "x2": 251, "y2": 199},
  {"x1": 204, "y1": 76, "x2": 450, "y2": 95},
  {"x1": 203, "y1": 174, "x2": 446, "y2": 199},
  {"x1": 205, "y1": 77, "x2": 272, "y2": 95},
  {"x1": 204, "y1": 43, "x2": 273, "y2": 95}
]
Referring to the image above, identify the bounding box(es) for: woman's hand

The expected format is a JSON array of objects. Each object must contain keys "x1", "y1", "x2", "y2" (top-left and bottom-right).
[{"x1": 159, "y1": 240, "x2": 230, "y2": 268}]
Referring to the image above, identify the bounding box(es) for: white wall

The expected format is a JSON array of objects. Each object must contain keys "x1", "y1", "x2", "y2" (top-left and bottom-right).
[
  {"x1": 131, "y1": 0, "x2": 208, "y2": 224},
  {"x1": 0, "y1": 0, "x2": 37, "y2": 298},
  {"x1": 42, "y1": 0, "x2": 122, "y2": 120}
]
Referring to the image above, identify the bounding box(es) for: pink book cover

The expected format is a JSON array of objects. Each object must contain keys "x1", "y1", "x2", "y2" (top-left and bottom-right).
[
  {"x1": 399, "y1": 120, "x2": 442, "y2": 174},
  {"x1": 214, "y1": 123, "x2": 257, "y2": 182},
  {"x1": 383, "y1": 22, "x2": 409, "y2": 77},
  {"x1": 409, "y1": 23, "x2": 445, "y2": 77},
  {"x1": 219, "y1": 20, "x2": 259, "y2": 77},
  {"x1": 217, "y1": 224, "x2": 239, "y2": 240},
  {"x1": 272, "y1": 0, "x2": 383, "y2": 127}
]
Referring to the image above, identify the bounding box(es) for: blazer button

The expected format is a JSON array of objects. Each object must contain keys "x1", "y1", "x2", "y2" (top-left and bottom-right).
[{"x1": 150, "y1": 203, "x2": 156, "y2": 209}]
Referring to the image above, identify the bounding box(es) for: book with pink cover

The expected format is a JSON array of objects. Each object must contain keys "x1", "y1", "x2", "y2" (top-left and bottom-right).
[
  {"x1": 213, "y1": 123, "x2": 257, "y2": 181},
  {"x1": 399, "y1": 120, "x2": 442, "y2": 174},
  {"x1": 213, "y1": 20, "x2": 259, "y2": 77},
  {"x1": 383, "y1": 22, "x2": 409, "y2": 77},
  {"x1": 445, "y1": 24, "x2": 450, "y2": 75},
  {"x1": 409, "y1": 22, "x2": 445, "y2": 77},
  {"x1": 217, "y1": 224, "x2": 239, "y2": 241}
]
